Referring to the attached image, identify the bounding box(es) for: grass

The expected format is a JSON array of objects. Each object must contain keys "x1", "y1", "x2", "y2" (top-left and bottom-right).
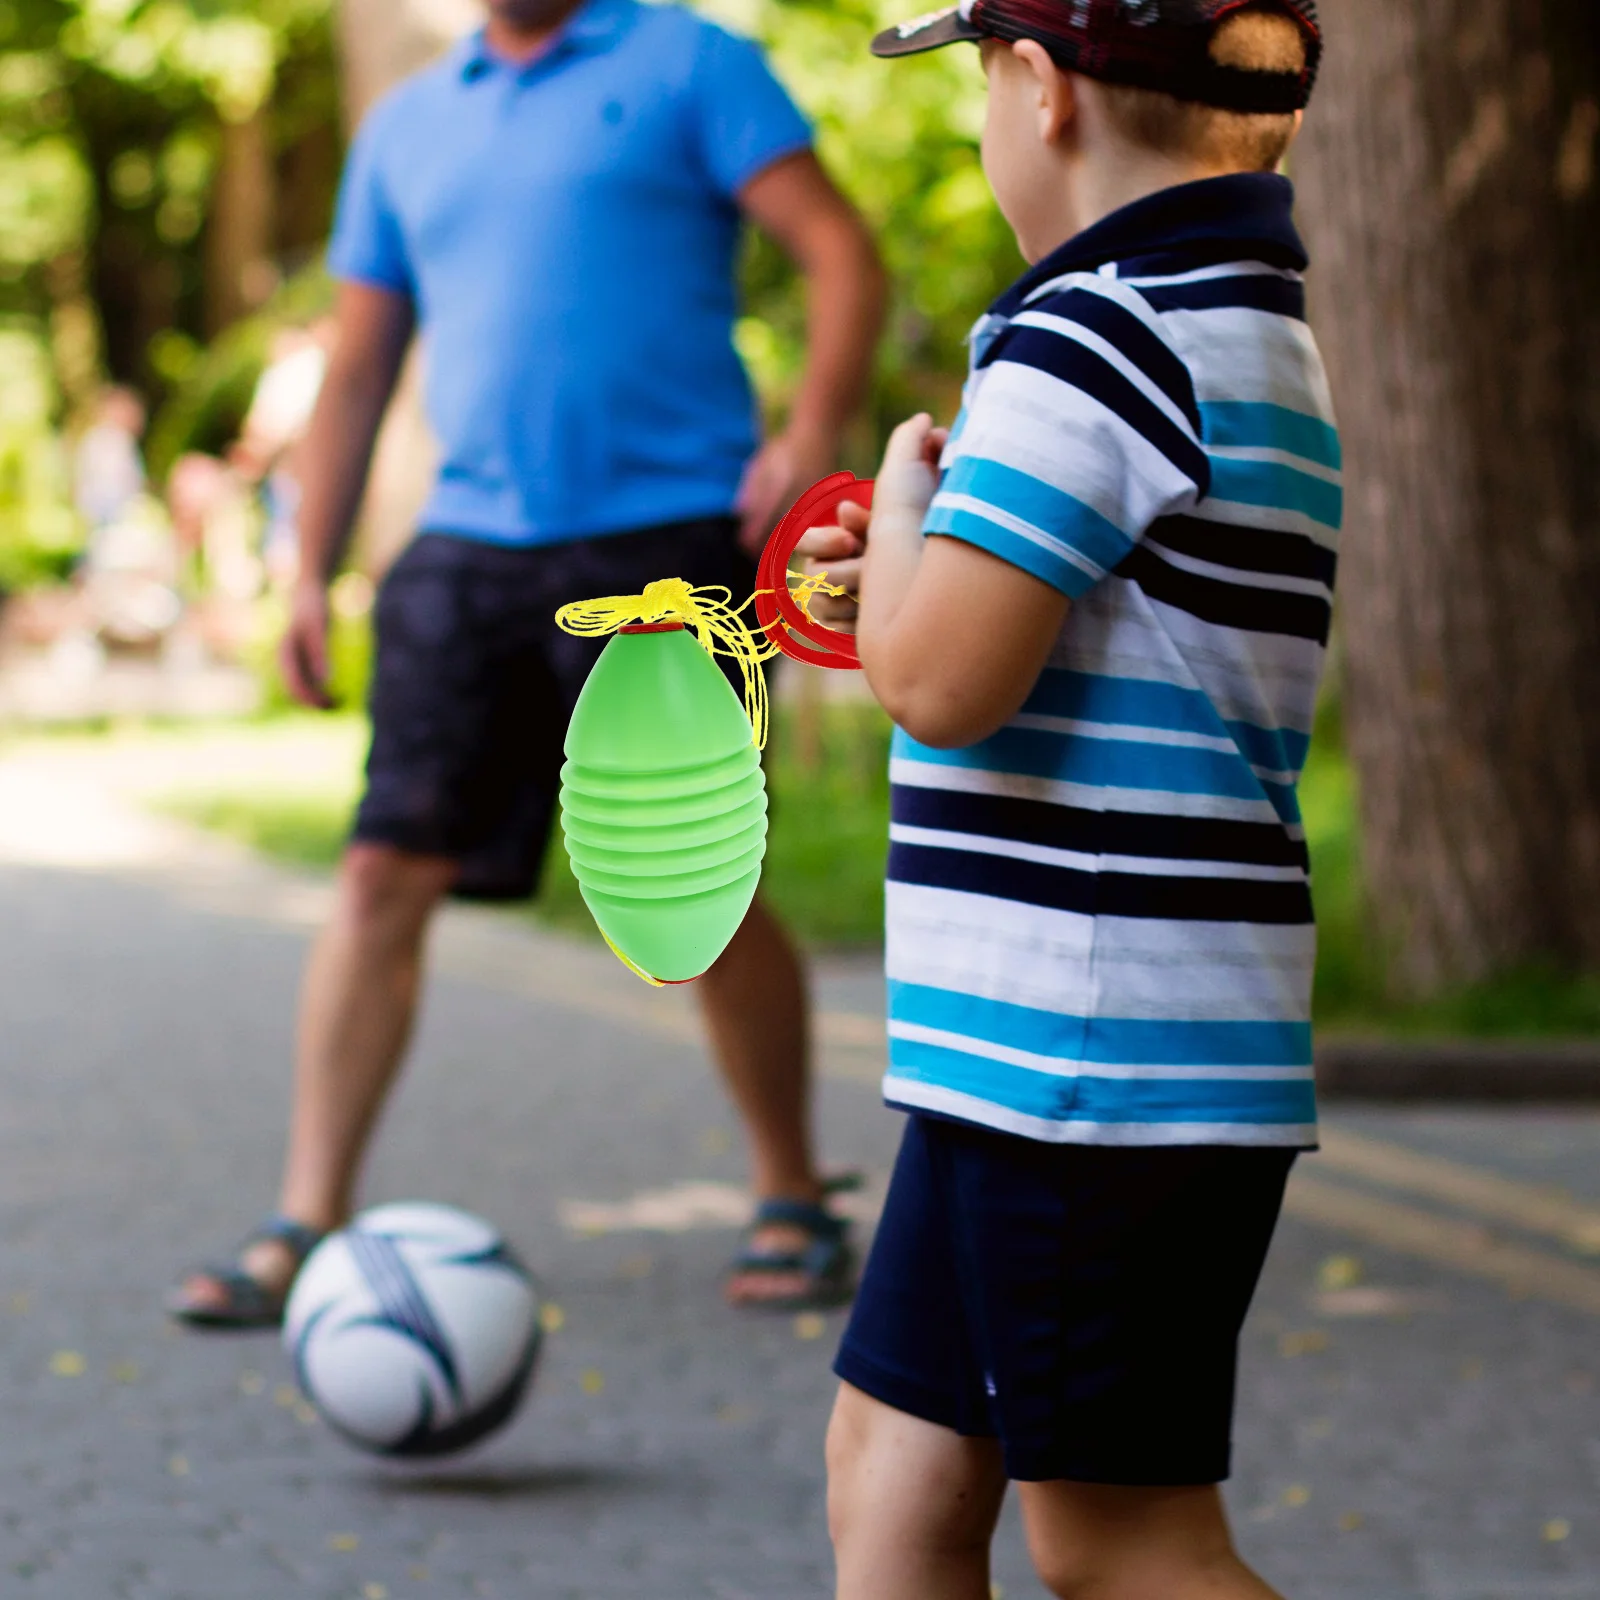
[
  {"x1": 151, "y1": 703, "x2": 1600, "y2": 1039},
  {"x1": 167, "y1": 791, "x2": 356, "y2": 872}
]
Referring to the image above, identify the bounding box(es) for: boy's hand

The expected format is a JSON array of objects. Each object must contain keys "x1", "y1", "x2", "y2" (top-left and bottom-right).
[
  {"x1": 788, "y1": 412, "x2": 948, "y2": 634},
  {"x1": 794, "y1": 501, "x2": 868, "y2": 632},
  {"x1": 873, "y1": 413, "x2": 949, "y2": 531}
]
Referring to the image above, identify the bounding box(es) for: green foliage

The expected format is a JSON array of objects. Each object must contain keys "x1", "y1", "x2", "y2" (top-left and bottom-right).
[
  {"x1": 0, "y1": 0, "x2": 337, "y2": 410},
  {"x1": 762, "y1": 698, "x2": 892, "y2": 942},
  {"x1": 0, "y1": 319, "x2": 81, "y2": 590},
  {"x1": 51, "y1": 0, "x2": 332, "y2": 122},
  {"x1": 143, "y1": 313, "x2": 270, "y2": 479},
  {"x1": 165, "y1": 789, "x2": 348, "y2": 870},
  {"x1": 144, "y1": 261, "x2": 333, "y2": 478}
]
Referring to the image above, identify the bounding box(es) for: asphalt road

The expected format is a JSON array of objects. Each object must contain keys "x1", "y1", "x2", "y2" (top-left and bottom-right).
[{"x1": 0, "y1": 786, "x2": 1595, "y2": 1599}]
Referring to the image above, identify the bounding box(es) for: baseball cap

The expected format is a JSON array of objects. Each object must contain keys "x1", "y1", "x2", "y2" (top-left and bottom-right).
[{"x1": 872, "y1": 0, "x2": 1321, "y2": 114}]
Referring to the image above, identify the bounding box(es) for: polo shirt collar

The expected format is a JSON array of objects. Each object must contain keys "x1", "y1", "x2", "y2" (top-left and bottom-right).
[
  {"x1": 993, "y1": 173, "x2": 1308, "y2": 316},
  {"x1": 459, "y1": 0, "x2": 634, "y2": 80}
]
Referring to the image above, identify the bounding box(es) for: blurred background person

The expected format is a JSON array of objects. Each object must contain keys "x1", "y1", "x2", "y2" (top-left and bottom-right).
[
  {"x1": 230, "y1": 317, "x2": 338, "y2": 588},
  {"x1": 165, "y1": 318, "x2": 338, "y2": 603},
  {"x1": 72, "y1": 386, "x2": 148, "y2": 537},
  {"x1": 168, "y1": 0, "x2": 886, "y2": 1329},
  {"x1": 65, "y1": 386, "x2": 183, "y2": 661}
]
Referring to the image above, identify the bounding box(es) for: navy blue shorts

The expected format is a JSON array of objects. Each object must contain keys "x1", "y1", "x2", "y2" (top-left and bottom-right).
[
  {"x1": 355, "y1": 517, "x2": 754, "y2": 901},
  {"x1": 835, "y1": 1114, "x2": 1294, "y2": 1486}
]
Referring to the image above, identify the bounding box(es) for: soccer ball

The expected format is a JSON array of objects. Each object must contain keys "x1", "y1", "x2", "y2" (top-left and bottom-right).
[{"x1": 284, "y1": 1203, "x2": 542, "y2": 1457}]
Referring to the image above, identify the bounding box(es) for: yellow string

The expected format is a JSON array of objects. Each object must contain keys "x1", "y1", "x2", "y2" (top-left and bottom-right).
[{"x1": 555, "y1": 572, "x2": 845, "y2": 749}]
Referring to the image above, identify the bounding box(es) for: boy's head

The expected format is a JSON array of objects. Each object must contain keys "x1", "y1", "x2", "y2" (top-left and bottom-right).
[{"x1": 875, "y1": 1, "x2": 1321, "y2": 259}]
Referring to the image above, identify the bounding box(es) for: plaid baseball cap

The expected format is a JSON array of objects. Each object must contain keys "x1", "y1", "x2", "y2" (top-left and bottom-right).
[{"x1": 872, "y1": 0, "x2": 1321, "y2": 114}]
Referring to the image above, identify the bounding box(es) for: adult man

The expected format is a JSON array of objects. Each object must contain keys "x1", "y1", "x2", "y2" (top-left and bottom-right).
[{"x1": 170, "y1": 0, "x2": 885, "y2": 1324}]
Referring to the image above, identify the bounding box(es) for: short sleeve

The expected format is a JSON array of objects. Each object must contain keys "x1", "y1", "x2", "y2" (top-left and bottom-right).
[
  {"x1": 925, "y1": 283, "x2": 1210, "y2": 599},
  {"x1": 690, "y1": 24, "x2": 812, "y2": 199},
  {"x1": 327, "y1": 107, "x2": 415, "y2": 298}
]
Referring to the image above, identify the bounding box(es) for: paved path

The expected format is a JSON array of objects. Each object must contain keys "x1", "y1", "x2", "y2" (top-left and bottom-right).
[{"x1": 0, "y1": 756, "x2": 1596, "y2": 1599}]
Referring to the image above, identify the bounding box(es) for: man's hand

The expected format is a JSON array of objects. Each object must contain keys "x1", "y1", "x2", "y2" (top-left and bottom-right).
[
  {"x1": 734, "y1": 149, "x2": 886, "y2": 557},
  {"x1": 280, "y1": 582, "x2": 336, "y2": 710},
  {"x1": 735, "y1": 427, "x2": 837, "y2": 557}
]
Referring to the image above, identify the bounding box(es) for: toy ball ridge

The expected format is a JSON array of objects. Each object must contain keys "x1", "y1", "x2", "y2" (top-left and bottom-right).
[
  {"x1": 283, "y1": 1202, "x2": 542, "y2": 1458},
  {"x1": 560, "y1": 626, "x2": 769, "y2": 982}
]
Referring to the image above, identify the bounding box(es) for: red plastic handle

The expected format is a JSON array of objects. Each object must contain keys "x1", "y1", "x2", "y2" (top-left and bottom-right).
[{"x1": 756, "y1": 472, "x2": 875, "y2": 670}]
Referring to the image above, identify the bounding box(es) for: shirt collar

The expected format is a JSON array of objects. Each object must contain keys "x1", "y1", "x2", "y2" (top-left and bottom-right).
[
  {"x1": 992, "y1": 173, "x2": 1308, "y2": 317},
  {"x1": 459, "y1": 0, "x2": 635, "y2": 81}
]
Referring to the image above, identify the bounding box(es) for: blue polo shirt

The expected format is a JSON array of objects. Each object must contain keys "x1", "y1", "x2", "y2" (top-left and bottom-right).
[{"x1": 327, "y1": 0, "x2": 811, "y2": 545}]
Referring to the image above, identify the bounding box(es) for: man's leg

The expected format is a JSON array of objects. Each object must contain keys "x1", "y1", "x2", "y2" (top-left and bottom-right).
[
  {"x1": 696, "y1": 895, "x2": 837, "y2": 1304},
  {"x1": 827, "y1": 1381, "x2": 1007, "y2": 1600},
  {"x1": 1017, "y1": 1481, "x2": 1285, "y2": 1600},
  {"x1": 175, "y1": 843, "x2": 456, "y2": 1310}
]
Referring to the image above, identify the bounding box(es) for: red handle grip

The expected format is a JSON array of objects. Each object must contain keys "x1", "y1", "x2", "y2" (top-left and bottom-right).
[{"x1": 755, "y1": 471, "x2": 875, "y2": 671}]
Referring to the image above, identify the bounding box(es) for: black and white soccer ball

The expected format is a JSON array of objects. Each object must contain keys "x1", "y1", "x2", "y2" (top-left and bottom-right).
[{"x1": 284, "y1": 1202, "x2": 542, "y2": 1458}]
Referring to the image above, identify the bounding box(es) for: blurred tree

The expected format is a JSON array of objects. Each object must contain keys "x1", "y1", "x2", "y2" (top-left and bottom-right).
[
  {"x1": 0, "y1": 0, "x2": 338, "y2": 396},
  {"x1": 1295, "y1": 3, "x2": 1600, "y2": 991},
  {"x1": 337, "y1": 0, "x2": 479, "y2": 126},
  {"x1": 0, "y1": 321, "x2": 78, "y2": 591}
]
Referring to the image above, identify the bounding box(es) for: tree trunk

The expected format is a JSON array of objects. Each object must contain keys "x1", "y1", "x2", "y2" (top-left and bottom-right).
[
  {"x1": 1294, "y1": 0, "x2": 1600, "y2": 992},
  {"x1": 335, "y1": 0, "x2": 481, "y2": 571},
  {"x1": 204, "y1": 112, "x2": 277, "y2": 335},
  {"x1": 337, "y1": 0, "x2": 485, "y2": 128}
]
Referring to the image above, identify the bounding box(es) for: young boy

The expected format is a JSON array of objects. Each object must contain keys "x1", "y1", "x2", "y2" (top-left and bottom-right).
[{"x1": 800, "y1": 3, "x2": 1337, "y2": 1596}]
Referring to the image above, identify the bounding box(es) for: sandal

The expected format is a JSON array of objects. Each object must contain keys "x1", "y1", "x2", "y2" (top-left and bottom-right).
[
  {"x1": 726, "y1": 1196, "x2": 856, "y2": 1313},
  {"x1": 167, "y1": 1215, "x2": 328, "y2": 1330}
]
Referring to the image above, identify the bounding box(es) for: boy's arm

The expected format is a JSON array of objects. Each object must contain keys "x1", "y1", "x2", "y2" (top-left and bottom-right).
[
  {"x1": 853, "y1": 416, "x2": 1070, "y2": 750},
  {"x1": 813, "y1": 285, "x2": 1210, "y2": 745}
]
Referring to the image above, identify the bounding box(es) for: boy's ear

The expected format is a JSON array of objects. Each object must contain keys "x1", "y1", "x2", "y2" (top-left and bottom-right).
[{"x1": 1011, "y1": 38, "x2": 1076, "y2": 146}]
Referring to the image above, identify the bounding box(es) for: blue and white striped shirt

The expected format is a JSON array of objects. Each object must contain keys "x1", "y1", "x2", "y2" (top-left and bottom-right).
[{"x1": 885, "y1": 174, "x2": 1340, "y2": 1148}]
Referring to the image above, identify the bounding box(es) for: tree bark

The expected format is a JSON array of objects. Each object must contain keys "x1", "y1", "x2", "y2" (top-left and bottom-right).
[
  {"x1": 1294, "y1": 0, "x2": 1600, "y2": 991},
  {"x1": 204, "y1": 112, "x2": 277, "y2": 335},
  {"x1": 337, "y1": 0, "x2": 484, "y2": 129},
  {"x1": 334, "y1": 0, "x2": 481, "y2": 571}
]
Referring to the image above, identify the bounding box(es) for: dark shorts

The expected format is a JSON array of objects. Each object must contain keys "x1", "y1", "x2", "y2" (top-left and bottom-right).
[
  {"x1": 834, "y1": 1114, "x2": 1294, "y2": 1486},
  {"x1": 355, "y1": 517, "x2": 754, "y2": 901}
]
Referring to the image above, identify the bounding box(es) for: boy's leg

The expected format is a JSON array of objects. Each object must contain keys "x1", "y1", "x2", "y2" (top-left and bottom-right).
[
  {"x1": 827, "y1": 1382, "x2": 1007, "y2": 1600},
  {"x1": 1017, "y1": 1481, "x2": 1284, "y2": 1600}
]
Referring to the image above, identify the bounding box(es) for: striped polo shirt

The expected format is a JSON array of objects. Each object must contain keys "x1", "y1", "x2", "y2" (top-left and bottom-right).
[{"x1": 885, "y1": 173, "x2": 1341, "y2": 1148}]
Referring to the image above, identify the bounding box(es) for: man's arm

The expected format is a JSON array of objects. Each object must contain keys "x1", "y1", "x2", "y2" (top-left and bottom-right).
[
  {"x1": 734, "y1": 151, "x2": 887, "y2": 552},
  {"x1": 280, "y1": 281, "x2": 415, "y2": 707}
]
